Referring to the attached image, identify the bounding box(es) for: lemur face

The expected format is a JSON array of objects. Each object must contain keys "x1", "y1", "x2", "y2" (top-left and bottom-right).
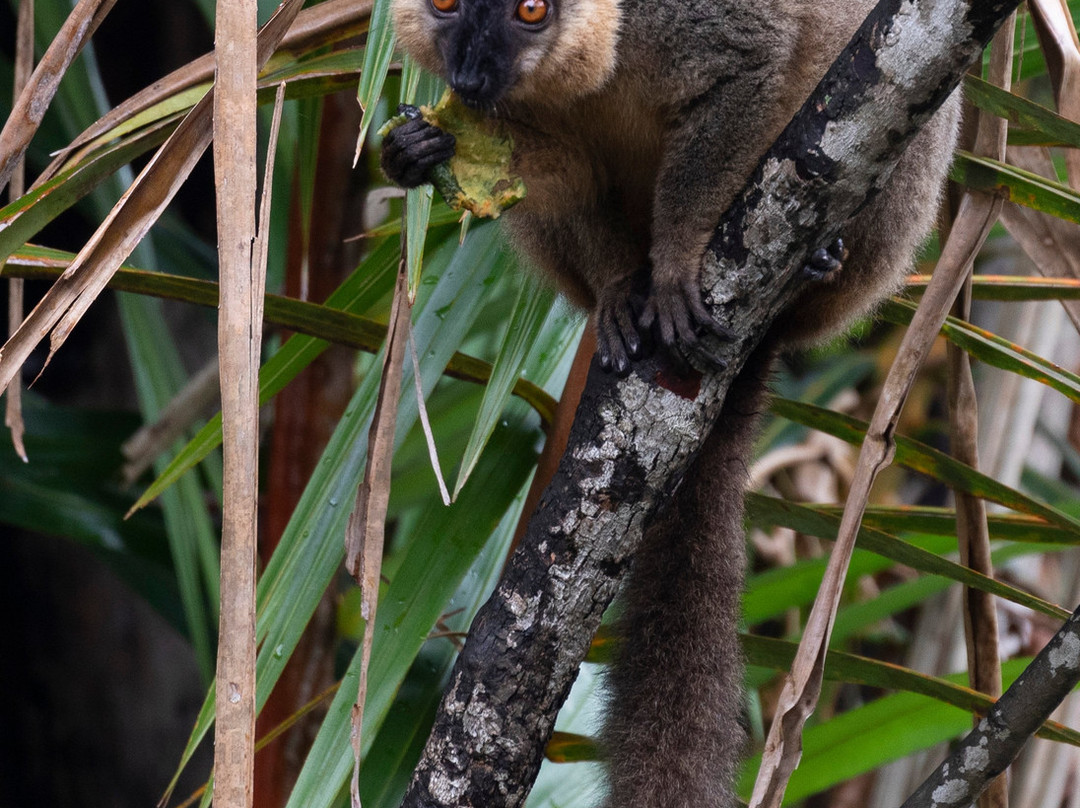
[{"x1": 392, "y1": 0, "x2": 622, "y2": 107}]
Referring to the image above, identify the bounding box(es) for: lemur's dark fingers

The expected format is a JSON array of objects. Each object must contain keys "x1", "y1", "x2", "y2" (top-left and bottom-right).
[
  {"x1": 657, "y1": 306, "x2": 677, "y2": 351},
  {"x1": 639, "y1": 288, "x2": 685, "y2": 352},
  {"x1": 802, "y1": 248, "x2": 841, "y2": 280},
  {"x1": 381, "y1": 117, "x2": 456, "y2": 188},
  {"x1": 672, "y1": 301, "x2": 698, "y2": 349},
  {"x1": 385, "y1": 118, "x2": 455, "y2": 157},
  {"x1": 399, "y1": 133, "x2": 456, "y2": 164},
  {"x1": 829, "y1": 236, "x2": 847, "y2": 263},
  {"x1": 616, "y1": 303, "x2": 642, "y2": 360},
  {"x1": 683, "y1": 279, "x2": 735, "y2": 342},
  {"x1": 802, "y1": 236, "x2": 847, "y2": 281},
  {"x1": 691, "y1": 341, "x2": 729, "y2": 370},
  {"x1": 638, "y1": 298, "x2": 657, "y2": 330},
  {"x1": 597, "y1": 302, "x2": 640, "y2": 375},
  {"x1": 640, "y1": 282, "x2": 732, "y2": 370},
  {"x1": 597, "y1": 330, "x2": 631, "y2": 375}
]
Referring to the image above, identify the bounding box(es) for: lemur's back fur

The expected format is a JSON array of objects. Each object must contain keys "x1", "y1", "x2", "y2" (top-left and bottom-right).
[{"x1": 383, "y1": 0, "x2": 961, "y2": 804}]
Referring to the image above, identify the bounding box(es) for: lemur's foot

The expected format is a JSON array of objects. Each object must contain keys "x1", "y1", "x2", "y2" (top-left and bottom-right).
[
  {"x1": 380, "y1": 104, "x2": 456, "y2": 188},
  {"x1": 639, "y1": 276, "x2": 734, "y2": 370},
  {"x1": 802, "y1": 237, "x2": 847, "y2": 281},
  {"x1": 596, "y1": 291, "x2": 646, "y2": 376}
]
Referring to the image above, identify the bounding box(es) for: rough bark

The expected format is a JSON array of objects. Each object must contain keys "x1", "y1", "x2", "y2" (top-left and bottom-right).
[{"x1": 399, "y1": 1, "x2": 1024, "y2": 806}]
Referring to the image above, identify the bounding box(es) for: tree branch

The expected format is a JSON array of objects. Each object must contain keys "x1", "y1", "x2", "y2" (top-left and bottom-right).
[
  {"x1": 399, "y1": 1, "x2": 1023, "y2": 806},
  {"x1": 900, "y1": 604, "x2": 1080, "y2": 808}
]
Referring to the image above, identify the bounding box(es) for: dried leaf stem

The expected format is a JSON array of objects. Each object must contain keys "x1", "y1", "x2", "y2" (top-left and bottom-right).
[
  {"x1": 212, "y1": 0, "x2": 260, "y2": 803},
  {"x1": 345, "y1": 229, "x2": 413, "y2": 808},
  {"x1": 1028, "y1": 0, "x2": 1080, "y2": 186},
  {"x1": 953, "y1": 17, "x2": 1013, "y2": 808},
  {"x1": 36, "y1": 0, "x2": 374, "y2": 184},
  {"x1": 4, "y1": 0, "x2": 34, "y2": 462},
  {"x1": 0, "y1": 1, "x2": 304, "y2": 410},
  {"x1": 0, "y1": 0, "x2": 118, "y2": 195}
]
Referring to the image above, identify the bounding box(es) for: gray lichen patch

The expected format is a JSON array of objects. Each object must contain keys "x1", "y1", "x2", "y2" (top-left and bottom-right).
[
  {"x1": 504, "y1": 590, "x2": 540, "y2": 648},
  {"x1": 931, "y1": 776, "x2": 971, "y2": 805},
  {"x1": 462, "y1": 689, "x2": 503, "y2": 752},
  {"x1": 960, "y1": 737, "x2": 989, "y2": 773},
  {"x1": 616, "y1": 373, "x2": 705, "y2": 473},
  {"x1": 1049, "y1": 630, "x2": 1080, "y2": 672},
  {"x1": 428, "y1": 768, "x2": 469, "y2": 804}
]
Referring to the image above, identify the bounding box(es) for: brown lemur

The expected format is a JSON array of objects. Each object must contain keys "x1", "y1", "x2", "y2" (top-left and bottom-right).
[{"x1": 381, "y1": 0, "x2": 961, "y2": 805}]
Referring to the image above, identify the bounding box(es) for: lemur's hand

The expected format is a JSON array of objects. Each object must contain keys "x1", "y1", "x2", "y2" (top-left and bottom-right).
[
  {"x1": 595, "y1": 285, "x2": 646, "y2": 376},
  {"x1": 639, "y1": 275, "x2": 734, "y2": 369},
  {"x1": 380, "y1": 104, "x2": 456, "y2": 188},
  {"x1": 801, "y1": 237, "x2": 847, "y2": 282}
]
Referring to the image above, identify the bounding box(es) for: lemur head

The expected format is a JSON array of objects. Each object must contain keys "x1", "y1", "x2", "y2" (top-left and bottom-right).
[{"x1": 392, "y1": 0, "x2": 622, "y2": 107}]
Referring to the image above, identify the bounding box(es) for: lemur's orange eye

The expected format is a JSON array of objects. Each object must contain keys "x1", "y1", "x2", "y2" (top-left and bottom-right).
[
  {"x1": 431, "y1": 0, "x2": 458, "y2": 12},
  {"x1": 516, "y1": 0, "x2": 549, "y2": 24}
]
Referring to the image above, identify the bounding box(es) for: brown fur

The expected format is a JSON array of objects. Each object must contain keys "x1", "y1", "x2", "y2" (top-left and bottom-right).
[{"x1": 387, "y1": 0, "x2": 960, "y2": 804}]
